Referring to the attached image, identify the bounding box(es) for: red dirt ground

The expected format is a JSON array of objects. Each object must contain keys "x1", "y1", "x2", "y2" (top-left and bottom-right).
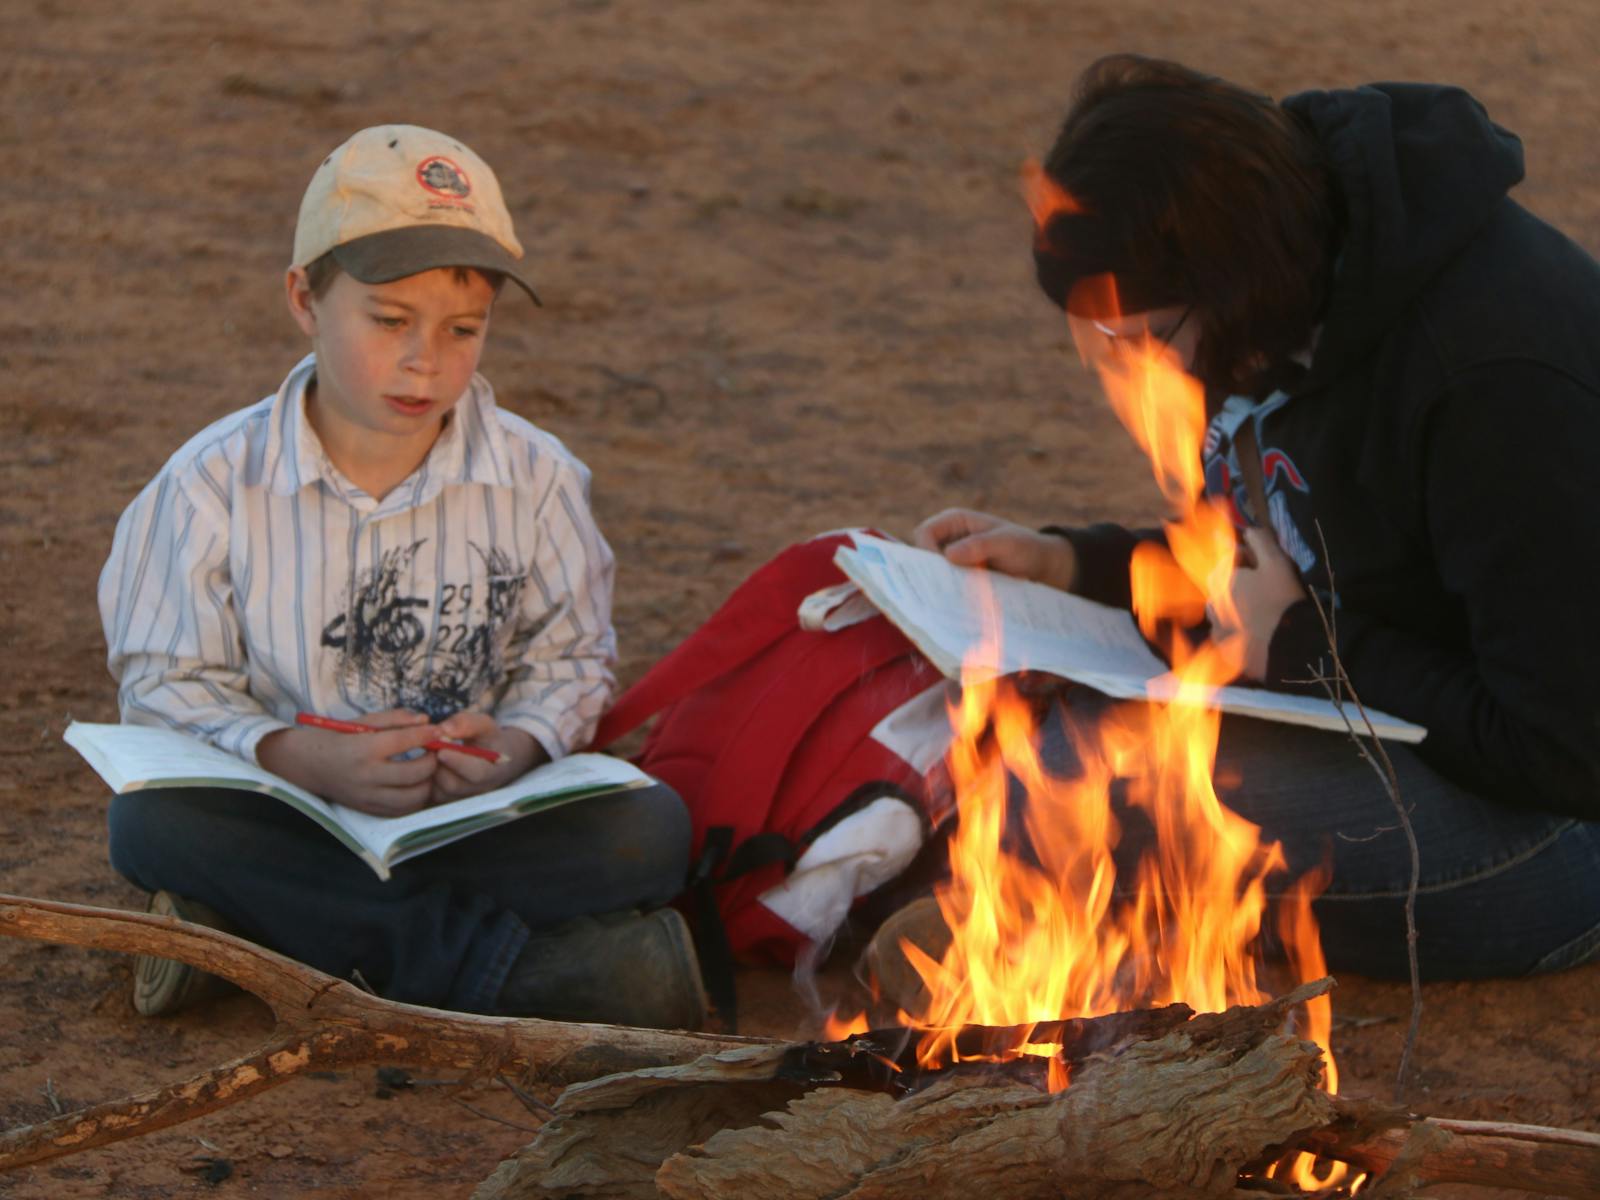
[{"x1": 3, "y1": 1, "x2": 1597, "y2": 1196}]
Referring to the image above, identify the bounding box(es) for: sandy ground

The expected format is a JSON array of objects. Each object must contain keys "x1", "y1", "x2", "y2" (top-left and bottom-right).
[{"x1": 3, "y1": 1, "x2": 1599, "y2": 1196}]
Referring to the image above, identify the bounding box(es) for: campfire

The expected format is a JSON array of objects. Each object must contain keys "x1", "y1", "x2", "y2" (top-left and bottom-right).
[{"x1": 812, "y1": 230, "x2": 1351, "y2": 1191}]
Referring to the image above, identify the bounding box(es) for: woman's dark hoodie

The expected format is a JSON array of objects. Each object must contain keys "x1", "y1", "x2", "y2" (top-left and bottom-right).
[{"x1": 1064, "y1": 83, "x2": 1600, "y2": 819}]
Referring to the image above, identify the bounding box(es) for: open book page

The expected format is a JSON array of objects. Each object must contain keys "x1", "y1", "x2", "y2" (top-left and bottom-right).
[
  {"x1": 64, "y1": 721, "x2": 342, "y2": 816},
  {"x1": 64, "y1": 723, "x2": 653, "y2": 879},
  {"x1": 333, "y1": 753, "x2": 651, "y2": 866},
  {"x1": 833, "y1": 535, "x2": 1426, "y2": 743},
  {"x1": 833, "y1": 536, "x2": 1170, "y2": 682},
  {"x1": 833, "y1": 536, "x2": 1176, "y2": 684}
]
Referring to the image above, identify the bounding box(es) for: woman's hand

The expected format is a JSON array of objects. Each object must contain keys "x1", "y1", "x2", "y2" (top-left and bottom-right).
[
  {"x1": 257, "y1": 708, "x2": 441, "y2": 816},
  {"x1": 1210, "y1": 526, "x2": 1307, "y2": 683},
  {"x1": 428, "y1": 712, "x2": 547, "y2": 806},
  {"x1": 913, "y1": 508, "x2": 1079, "y2": 592}
]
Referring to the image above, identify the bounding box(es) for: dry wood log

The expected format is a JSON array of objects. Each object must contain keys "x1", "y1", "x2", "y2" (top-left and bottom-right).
[
  {"x1": 659, "y1": 981, "x2": 1340, "y2": 1200},
  {"x1": 0, "y1": 893, "x2": 764, "y2": 1172},
  {"x1": 475, "y1": 1045, "x2": 819, "y2": 1200},
  {"x1": 477, "y1": 977, "x2": 1600, "y2": 1200},
  {"x1": 480, "y1": 982, "x2": 1337, "y2": 1200}
]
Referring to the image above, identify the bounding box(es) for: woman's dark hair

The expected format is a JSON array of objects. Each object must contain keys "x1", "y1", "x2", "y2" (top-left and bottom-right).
[{"x1": 1034, "y1": 54, "x2": 1343, "y2": 395}]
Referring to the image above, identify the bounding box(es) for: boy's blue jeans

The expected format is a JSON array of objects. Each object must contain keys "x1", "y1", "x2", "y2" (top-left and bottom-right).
[
  {"x1": 1010, "y1": 692, "x2": 1600, "y2": 980},
  {"x1": 108, "y1": 783, "x2": 691, "y2": 1012}
]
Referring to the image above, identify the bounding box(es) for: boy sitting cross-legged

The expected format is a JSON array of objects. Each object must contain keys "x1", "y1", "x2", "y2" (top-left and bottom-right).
[{"x1": 100, "y1": 125, "x2": 707, "y2": 1029}]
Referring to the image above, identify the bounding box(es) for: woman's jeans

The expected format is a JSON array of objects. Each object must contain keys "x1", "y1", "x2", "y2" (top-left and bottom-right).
[
  {"x1": 108, "y1": 783, "x2": 691, "y2": 1012},
  {"x1": 936, "y1": 690, "x2": 1600, "y2": 981}
]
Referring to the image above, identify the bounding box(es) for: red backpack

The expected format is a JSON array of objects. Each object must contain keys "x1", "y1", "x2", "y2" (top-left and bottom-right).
[{"x1": 589, "y1": 531, "x2": 949, "y2": 1014}]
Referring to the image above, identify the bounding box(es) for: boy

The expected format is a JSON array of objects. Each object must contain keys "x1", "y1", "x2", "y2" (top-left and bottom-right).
[{"x1": 100, "y1": 125, "x2": 707, "y2": 1030}]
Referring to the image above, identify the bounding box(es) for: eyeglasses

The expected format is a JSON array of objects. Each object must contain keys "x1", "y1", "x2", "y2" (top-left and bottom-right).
[{"x1": 1089, "y1": 304, "x2": 1194, "y2": 355}]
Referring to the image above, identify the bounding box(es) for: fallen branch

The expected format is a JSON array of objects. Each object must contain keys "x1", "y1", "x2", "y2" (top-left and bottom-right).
[{"x1": 0, "y1": 893, "x2": 766, "y2": 1171}]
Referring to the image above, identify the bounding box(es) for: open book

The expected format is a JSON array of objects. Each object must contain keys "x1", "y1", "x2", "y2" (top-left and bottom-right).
[
  {"x1": 64, "y1": 722, "x2": 654, "y2": 880},
  {"x1": 833, "y1": 535, "x2": 1426, "y2": 743}
]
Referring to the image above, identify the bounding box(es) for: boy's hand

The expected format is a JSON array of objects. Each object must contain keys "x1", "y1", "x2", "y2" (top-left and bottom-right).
[
  {"x1": 1209, "y1": 527, "x2": 1307, "y2": 683},
  {"x1": 427, "y1": 713, "x2": 547, "y2": 806},
  {"x1": 257, "y1": 708, "x2": 442, "y2": 816},
  {"x1": 913, "y1": 508, "x2": 1079, "y2": 593}
]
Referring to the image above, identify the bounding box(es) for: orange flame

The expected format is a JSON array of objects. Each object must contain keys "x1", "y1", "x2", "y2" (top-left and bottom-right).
[
  {"x1": 1274, "y1": 863, "x2": 1358, "y2": 1190},
  {"x1": 1021, "y1": 157, "x2": 1081, "y2": 232},
  {"x1": 821, "y1": 1008, "x2": 870, "y2": 1041},
  {"x1": 889, "y1": 274, "x2": 1344, "y2": 1188}
]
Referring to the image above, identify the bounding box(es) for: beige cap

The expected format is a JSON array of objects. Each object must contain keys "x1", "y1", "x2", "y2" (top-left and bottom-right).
[{"x1": 292, "y1": 124, "x2": 539, "y2": 304}]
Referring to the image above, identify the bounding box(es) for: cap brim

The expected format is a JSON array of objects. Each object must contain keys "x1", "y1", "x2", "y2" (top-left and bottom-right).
[{"x1": 331, "y1": 226, "x2": 542, "y2": 306}]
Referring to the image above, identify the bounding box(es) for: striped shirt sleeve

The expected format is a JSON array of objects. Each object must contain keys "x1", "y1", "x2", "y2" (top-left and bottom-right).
[
  {"x1": 99, "y1": 466, "x2": 288, "y2": 760},
  {"x1": 491, "y1": 453, "x2": 617, "y2": 758}
]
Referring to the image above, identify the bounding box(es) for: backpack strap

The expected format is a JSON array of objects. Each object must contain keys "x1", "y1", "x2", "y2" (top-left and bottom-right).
[
  {"x1": 1233, "y1": 419, "x2": 1274, "y2": 534},
  {"x1": 686, "y1": 826, "x2": 794, "y2": 1028}
]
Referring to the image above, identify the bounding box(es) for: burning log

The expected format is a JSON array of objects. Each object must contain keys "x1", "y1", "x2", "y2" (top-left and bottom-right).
[
  {"x1": 0, "y1": 893, "x2": 761, "y2": 1171},
  {"x1": 479, "y1": 982, "x2": 1333, "y2": 1199},
  {"x1": 476, "y1": 978, "x2": 1600, "y2": 1200}
]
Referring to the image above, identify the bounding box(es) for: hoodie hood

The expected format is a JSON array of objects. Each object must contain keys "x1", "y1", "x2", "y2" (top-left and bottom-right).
[{"x1": 1282, "y1": 83, "x2": 1525, "y2": 389}]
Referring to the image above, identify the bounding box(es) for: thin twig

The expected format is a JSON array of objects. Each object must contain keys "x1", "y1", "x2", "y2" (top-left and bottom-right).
[
  {"x1": 1302, "y1": 521, "x2": 1423, "y2": 1101},
  {"x1": 38, "y1": 1079, "x2": 63, "y2": 1117},
  {"x1": 496, "y1": 1074, "x2": 557, "y2": 1121},
  {"x1": 448, "y1": 1095, "x2": 543, "y2": 1134}
]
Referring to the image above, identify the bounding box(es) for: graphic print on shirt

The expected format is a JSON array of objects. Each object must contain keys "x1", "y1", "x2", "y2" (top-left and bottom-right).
[
  {"x1": 320, "y1": 540, "x2": 530, "y2": 721},
  {"x1": 1203, "y1": 422, "x2": 1319, "y2": 575}
]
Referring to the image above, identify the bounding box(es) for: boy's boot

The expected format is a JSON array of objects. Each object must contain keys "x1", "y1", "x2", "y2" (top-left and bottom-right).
[
  {"x1": 496, "y1": 908, "x2": 709, "y2": 1031},
  {"x1": 856, "y1": 895, "x2": 952, "y2": 1016},
  {"x1": 133, "y1": 891, "x2": 242, "y2": 1016}
]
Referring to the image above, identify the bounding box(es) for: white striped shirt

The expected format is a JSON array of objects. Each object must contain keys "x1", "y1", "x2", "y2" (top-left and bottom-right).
[{"x1": 100, "y1": 354, "x2": 617, "y2": 763}]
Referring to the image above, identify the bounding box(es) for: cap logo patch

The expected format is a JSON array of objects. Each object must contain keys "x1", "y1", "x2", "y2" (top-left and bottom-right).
[{"x1": 415, "y1": 156, "x2": 474, "y2": 209}]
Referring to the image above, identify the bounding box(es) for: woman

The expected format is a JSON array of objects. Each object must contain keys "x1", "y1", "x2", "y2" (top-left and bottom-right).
[{"x1": 896, "y1": 55, "x2": 1600, "y2": 981}]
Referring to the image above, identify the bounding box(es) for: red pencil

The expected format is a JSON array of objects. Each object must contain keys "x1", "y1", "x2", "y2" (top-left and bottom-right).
[{"x1": 295, "y1": 712, "x2": 503, "y2": 764}]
